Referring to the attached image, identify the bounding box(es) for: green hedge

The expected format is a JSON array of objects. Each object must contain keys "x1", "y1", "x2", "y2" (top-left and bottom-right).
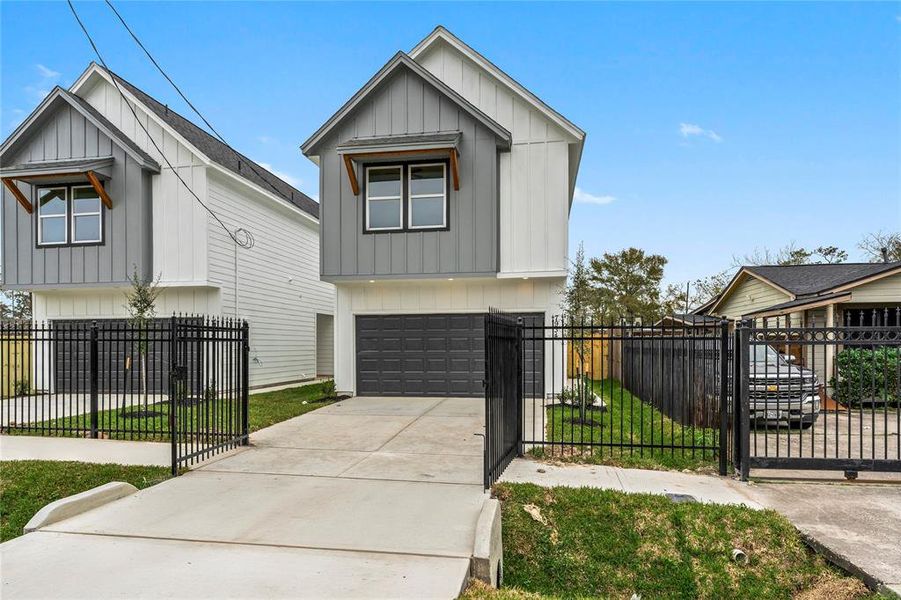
[{"x1": 831, "y1": 347, "x2": 900, "y2": 408}]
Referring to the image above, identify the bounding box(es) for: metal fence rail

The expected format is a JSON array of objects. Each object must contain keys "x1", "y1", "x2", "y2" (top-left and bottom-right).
[
  {"x1": 484, "y1": 313, "x2": 734, "y2": 487},
  {"x1": 736, "y1": 320, "x2": 901, "y2": 478},
  {"x1": 1, "y1": 316, "x2": 249, "y2": 474}
]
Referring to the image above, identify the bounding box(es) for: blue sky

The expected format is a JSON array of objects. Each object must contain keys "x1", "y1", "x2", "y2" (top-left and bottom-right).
[{"x1": 2, "y1": 2, "x2": 898, "y2": 285}]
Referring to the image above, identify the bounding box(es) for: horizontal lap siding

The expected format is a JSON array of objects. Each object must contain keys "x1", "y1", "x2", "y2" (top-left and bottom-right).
[{"x1": 207, "y1": 173, "x2": 335, "y2": 387}]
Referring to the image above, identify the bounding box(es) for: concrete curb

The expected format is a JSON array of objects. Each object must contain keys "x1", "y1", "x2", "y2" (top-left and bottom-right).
[
  {"x1": 797, "y1": 530, "x2": 898, "y2": 597},
  {"x1": 24, "y1": 482, "x2": 138, "y2": 534},
  {"x1": 470, "y1": 497, "x2": 502, "y2": 588}
]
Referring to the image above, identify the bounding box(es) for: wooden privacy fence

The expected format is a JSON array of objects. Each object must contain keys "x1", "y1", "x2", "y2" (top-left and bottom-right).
[
  {"x1": 566, "y1": 337, "x2": 622, "y2": 381},
  {"x1": 1, "y1": 336, "x2": 31, "y2": 398},
  {"x1": 621, "y1": 335, "x2": 724, "y2": 429}
]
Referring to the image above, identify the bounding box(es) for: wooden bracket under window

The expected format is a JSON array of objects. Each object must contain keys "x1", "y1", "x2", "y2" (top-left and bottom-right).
[
  {"x1": 86, "y1": 171, "x2": 112, "y2": 209},
  {"x1": 2, "y1": 178, "x2": 33, "y2": 214},
  {"x1": 343, "y1": 147, "x2": 460, "y2": 196}
]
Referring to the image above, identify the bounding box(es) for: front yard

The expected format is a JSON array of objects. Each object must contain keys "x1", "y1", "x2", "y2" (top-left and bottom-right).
[
  {"x1": 4, "y1": 381, "x2": 336, "y2": 441},
  {"x1": 0, "y1": 460, "x2": 171, "y2": 542},
  {"x1": 531, "y1": 379, "x2": 719, "y2": 471},
  {"x1": 465, "y1": 483, "x2": 874, "y2": 600}
]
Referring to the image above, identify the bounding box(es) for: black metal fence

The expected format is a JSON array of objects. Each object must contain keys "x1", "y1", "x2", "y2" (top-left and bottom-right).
[
  {"x1": 484, "y1": 309, "x2": 523, "y2": 488},
  {"x1": 1, "y1": 316, "x2": 249, "y2": 474},
  {"x1": 734, "y1": 320, "x2": 901, "y2": 478},
  {"x1": 484, "y1": 313, "x2": 733, "y2": 486}
]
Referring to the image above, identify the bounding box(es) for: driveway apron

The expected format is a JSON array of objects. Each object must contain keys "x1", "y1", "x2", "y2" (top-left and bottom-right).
[{"x1": 1, "y1": 396, "x2": 487, "y2": 599}]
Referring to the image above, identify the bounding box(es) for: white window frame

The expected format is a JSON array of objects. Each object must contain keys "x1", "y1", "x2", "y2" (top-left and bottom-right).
[
  {"x1": 365, "y1": 165, "x2": 403, "y2": 232},
  {"x1": 407, "y1": 162, "x2": 447, "y2": 230},
  {"x1": 37, "y1": 186, "x2": 69, "y2": 247},
  {"x1": 70, "y1": 184, "x2": 103, "y2": 244}
]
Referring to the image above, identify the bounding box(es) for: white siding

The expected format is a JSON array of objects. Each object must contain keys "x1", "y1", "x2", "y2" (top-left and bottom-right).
[
  {"x1": 206, "y1": 172, "x2": 335, "y2": 387},
  {"x1": 316, "y1": 314, "x2": 335, "y2": 377},
  {"x1": 32, "y1": 287, "x2": 219, "y2": 321},
  {"x1": 847, "y1": 273, "x2": 901, "y2": 303},
  {"x1": 78, "y1": 77, "x2": 209, "y2": 285},
  {"x1": 333, "y1": 277, "x2": 564, "y2": 394},
  {"x1": 716, "y1": 276, "x2": 792, "y2": 320},
  {"x1": 416, "y1": 42, "x2": 571, "y2": 276}
]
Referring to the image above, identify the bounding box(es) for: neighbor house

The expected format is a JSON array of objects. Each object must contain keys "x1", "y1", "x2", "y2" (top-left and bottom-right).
[
  {"x1": 302, "y1": 26, "x2": 585, "y2": 396},
  {"x1": 1, "y1": 64, "x2": 335, "y2": 388},
  {"x1": 701, "y1": 261, "x2": 901, "y2": 393}
]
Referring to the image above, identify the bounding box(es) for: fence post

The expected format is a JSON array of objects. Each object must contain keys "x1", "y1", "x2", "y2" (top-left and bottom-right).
[
  {"x1": 735, "y1": 319, "x2": 751, "y2": 481},
  {"x1": 515, "y1": 317, "x2": 524, "y2": 456},
  {"x1": 89, "y1": 321, "x2": 99, "y2": 439},
  {"x1": 718, "y1": 319, "x2": 729, "y2": 476},
  {"x1": 168, "y1": 315, "x2": 178, "y2": 476},
  {"x1": 241, "y1": 319, "x2": 250, "y2": 445}
]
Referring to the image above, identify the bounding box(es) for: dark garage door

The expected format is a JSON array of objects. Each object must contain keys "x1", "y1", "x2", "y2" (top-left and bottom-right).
[{"x1": 355, "y1": 313, "x2": 544, "y2": 398}]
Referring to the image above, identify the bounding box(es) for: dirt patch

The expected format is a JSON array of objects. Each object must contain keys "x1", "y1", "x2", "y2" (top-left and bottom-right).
[{"x1": 794, "y1": 572, "x2": 870, "y2": 600}]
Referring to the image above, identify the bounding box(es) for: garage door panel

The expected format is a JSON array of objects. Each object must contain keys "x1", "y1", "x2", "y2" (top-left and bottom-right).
[{"x1": 356, "y1": 313, "x2": 543, "y2": 398}]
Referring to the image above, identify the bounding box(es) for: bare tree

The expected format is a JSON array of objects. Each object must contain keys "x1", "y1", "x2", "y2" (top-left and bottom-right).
[{"x1": 859, "y1": 231, "x2": 901, "y2": 263}]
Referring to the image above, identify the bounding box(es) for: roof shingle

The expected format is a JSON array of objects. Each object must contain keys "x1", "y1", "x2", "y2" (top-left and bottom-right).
[{"x1": 746, "y1": 262, "x2": 901, "y2": 297}]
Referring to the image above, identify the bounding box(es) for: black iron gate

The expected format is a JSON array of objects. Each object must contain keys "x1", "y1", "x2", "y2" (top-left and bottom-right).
[
  {"x1": 484, "y1": 309, "x2": 522, "y2": 488},
  {"x1": 170, "y1": 316, "x2": 250, "y2": 474},
  {"x1": 734, "y1": 320, "x2": 901, "y2": 479}
]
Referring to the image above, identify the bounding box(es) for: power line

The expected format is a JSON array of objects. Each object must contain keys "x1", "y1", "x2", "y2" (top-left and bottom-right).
[
  {"x1": 65, "y1": 0, "x2": 252, "y2": 249},
  {"x1": 104, "y1": 0, "x2": 290, "y2": 203}
]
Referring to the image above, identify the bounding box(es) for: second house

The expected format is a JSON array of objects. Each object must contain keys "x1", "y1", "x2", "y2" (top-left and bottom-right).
[{"x1": 302, "y1": 27, "x2": 585, "y2": 397}]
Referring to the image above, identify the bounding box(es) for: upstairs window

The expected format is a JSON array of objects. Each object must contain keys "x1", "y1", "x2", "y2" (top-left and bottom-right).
[
  {"x1": 37, "y1": 184, "x2": 104, "y2": 246},
  {"x1": 408, "y1": 163, "x2": 446, "y2": 229},
  {"x1": 365, "y1": 166, "x2": 403, "y2": 231},
  {"x1": 363, "y1": 161, "x2": 448, "y2": 233},
  {"x1": 37, "y1": 188, "x2": 67, "y2": 245}
]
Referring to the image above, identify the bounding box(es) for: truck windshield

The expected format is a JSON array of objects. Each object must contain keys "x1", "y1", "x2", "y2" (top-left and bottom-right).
[{"x1": 750, "y1": 344, "x2": 787, "y2": 365}]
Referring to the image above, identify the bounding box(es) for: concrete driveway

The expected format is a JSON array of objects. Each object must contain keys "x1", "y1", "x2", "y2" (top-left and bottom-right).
[{"x1": 1, "y1": 396, "x2": 487, "y2": 599}]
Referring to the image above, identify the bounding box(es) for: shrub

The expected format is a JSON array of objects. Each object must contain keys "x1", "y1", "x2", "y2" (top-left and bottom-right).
[
  {"x1": 830, "y1": 347, "x2": 900, "y2": 408},
  {"x1": 320, "y1": 379, "x2": 337, "y2": 400},
  {"x1": 13, "y1": 380, "x2": 31, "y2": 397}
]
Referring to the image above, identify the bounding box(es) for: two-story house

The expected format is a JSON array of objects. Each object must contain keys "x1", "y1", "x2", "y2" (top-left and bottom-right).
[
  {"x1": 1, "y1": 64, "x2": 335, "y2": 389},
  {"x1": 302, "y1": 27, "x2": 585, "y2": 397}
]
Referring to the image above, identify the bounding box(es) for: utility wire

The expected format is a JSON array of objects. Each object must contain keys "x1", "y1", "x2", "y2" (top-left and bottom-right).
[
  {"x1": 105, "y1": 0, "x2": 291, "y2": 205},
  {"x1": 65, "y1": 0, "x2": 250, "y2": 248}
]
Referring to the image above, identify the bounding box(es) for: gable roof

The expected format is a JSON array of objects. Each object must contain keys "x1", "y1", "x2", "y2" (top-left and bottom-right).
[
  {"x1": 96, "y1": 67, "x2": 319, "y2": 218},
  {"x1": 409, "y1": 26, "x2": 585, "y2": 143},
  {"x1": 745, "y1": 262, "x2": 901, "y2": 297},
  {"x1": 301, "y1": 52, "x2": 511, "y2": 157},
  {"x1": 707, "y1": 261, "x2": 901, "y2": 316},
  {"x1": 0, "y1": 86, "x2": 160, "y2": 172}
]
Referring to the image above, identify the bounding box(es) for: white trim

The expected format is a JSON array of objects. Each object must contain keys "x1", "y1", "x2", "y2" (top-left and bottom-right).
[
  {"x1": 407, "y1": 162, "x2": 446, "y2": 230},
  {"x1": 409, "y1": 27, "x2": 585, "y2": 142},
  {"x1": 707, "y1": 268, "x2": 796, "y2": 315},
  {"x1": 37, "y1": 186, "x2": 68, "y2": 246},
  {"x1": 69, "y1": 184, "x2": 102, "y2": 244},
  {"x1": 70, "y1": 65, "x2": 320, "y2": 227},
  {"x1": 496, "y1": 270, "x2": 568, "y2": 279},
  {"x1": 365, "y1": 165, "x2": 403, "y2": 231}
]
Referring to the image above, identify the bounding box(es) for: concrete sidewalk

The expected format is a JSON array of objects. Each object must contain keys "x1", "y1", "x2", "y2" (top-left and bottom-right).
[
  {"x1": 1, "y1": 396, "x2": 488, "y2": 599},
  {"x1": 500, "y1": 458, "x2": 762, "y2": 507},
  {"x1": 0, "y1": 434, "x2": 170, "y2": 466}
]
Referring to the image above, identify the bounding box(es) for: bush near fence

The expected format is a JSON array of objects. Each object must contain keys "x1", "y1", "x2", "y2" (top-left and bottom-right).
[{"x1": 831, "y1": 347, "x2": 901, "y2": 408}]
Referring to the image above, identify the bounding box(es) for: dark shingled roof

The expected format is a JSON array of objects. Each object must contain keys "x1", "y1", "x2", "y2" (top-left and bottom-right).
[
  {"x1": 104, "y1": 68, "x2": 319, "y2": 219},
  {"x1": 746, "y1": 262, "x2": 901, "y2": 296}
]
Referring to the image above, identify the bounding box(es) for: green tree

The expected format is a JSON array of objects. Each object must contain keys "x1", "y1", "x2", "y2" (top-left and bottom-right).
[
  {"x1": 560, "y1": 243, "x2": 596, "y2": 322},
  {"x1": 0, "y1": 289, "x2": 32, "y2": 321},
  {"x1": 124, "y1": 267, "x2": 162, "y2": 415},
  {"x1": 589, "y1": 247, "x2": 667, "y2": 322}
]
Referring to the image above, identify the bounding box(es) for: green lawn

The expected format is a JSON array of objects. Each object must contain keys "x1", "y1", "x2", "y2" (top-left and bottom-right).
[
  {"x1": 531, "y1": 379, "x2": 719, "y2": 471},
  {"x1": 462, "y1": 483, "x2": 873, "y2": 600},
  {"x1": 4, "y1": 381, "x2": 336, "y2": 441},
  {"x1": 0, "y1": 460, "x2": 170, "y2": 542}
]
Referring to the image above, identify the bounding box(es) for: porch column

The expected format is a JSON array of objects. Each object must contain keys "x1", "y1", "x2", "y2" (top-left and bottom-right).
[{"x1": 825, "y1": 303, "x2": 835, "y2": 393}]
